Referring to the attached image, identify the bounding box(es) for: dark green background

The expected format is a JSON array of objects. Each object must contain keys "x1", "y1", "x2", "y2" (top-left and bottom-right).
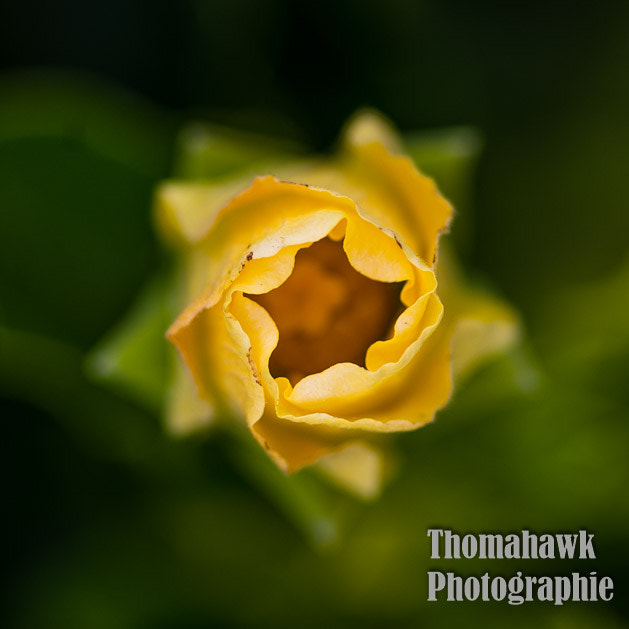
[{"x1": 2, "y1": 1, "x2": 628, "y2": 627}]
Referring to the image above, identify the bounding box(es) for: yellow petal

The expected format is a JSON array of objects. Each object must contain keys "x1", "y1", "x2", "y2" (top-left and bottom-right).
[
  {"x1": 155, "y1": 176, "x2": 254, "y2": 247},
  {"x1": 436, "y1": 245, "x2": 520, "y2": 380},
  {"x1": 341, "y1": 141, "x2": 452, "y2": 268},
  {"x1": 451, "y1": 316, "x2": 519, "y2": 379},
  {"x1": 166, "y1": 355, "x2": 215, "y2": 434},
  {"x1": 341, "y1": 109, "x2": 403, "y2": 153},
  {"x1": 167, "y1": 177, "x2": 351, "y2": 329},
  {"x1": 276, "y1": 292, "x2": 443, "y2": 423},
  {"x1": 342, "y1": 209, "x2": 417, "y2": 282},
  {"x1": 224, "y1": 291, "x2": 354, "y2": 472},
  {"x1": 261, "y1": 113, "x2": 452, "y2": 270},
  {"x1": 161, "y1": 122, "x2": 512, "y2": 476},
  {"x1": 364, "y1": 271, "x2": 436, "y2": 371},
  {"x1": 315, "y1": 441, "x2": 386, "y2": 500},
  {"x1": 226, "y1": 290, "x2": 278, "y2": 402},
  {"x1": 169, "y1": 299, "x2": 265, "y2": 425},
  {"x1": 250, "y1": 412, "x2": 352, "y2": 473},
  {"x1": 167, "y1": 177, "x2": 440, "y2": 426}
]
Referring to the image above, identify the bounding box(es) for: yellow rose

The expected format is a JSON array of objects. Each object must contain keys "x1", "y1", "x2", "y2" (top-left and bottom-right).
[{"x1": 155, "y1": 112, "x2": 518, "y2": 496}]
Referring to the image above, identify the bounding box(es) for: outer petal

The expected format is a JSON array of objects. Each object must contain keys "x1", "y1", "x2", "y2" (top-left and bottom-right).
[
  {"x1": 273, "y1": 112, "x2": 453, "y2": 268},
  {"x1": 436, "y1": 246, "x2": 521, "y2": 379},
  {"x1": 170, "y1": 296, "x2": 266, "y2": 423},
  {"x1": 250, "y1": 412, "x2": 355, "y2": 473},
  {"x1": 166, "y1": 356, "x2": 215, "y2": 434},
  {"x1": 315, "y1": 442, "x2": 386, "y2": 500},
  {"x1": 155, "y1": 176, "x2": 255, "y2": 247},
  {"x1": 342, "y1": 112, "x2": 453, "y2": 268}
]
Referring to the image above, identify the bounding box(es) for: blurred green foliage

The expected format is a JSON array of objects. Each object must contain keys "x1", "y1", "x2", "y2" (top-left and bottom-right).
[{"x1": 2, "y1": 1, "x2": 629, "y2": 628}]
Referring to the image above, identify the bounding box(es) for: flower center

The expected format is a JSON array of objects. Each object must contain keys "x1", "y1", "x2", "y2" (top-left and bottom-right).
[{"x1": 250, "y1": 237, "x2": 403, "y2": 385}]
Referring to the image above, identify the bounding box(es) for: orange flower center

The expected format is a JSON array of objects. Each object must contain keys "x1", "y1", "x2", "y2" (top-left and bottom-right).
[{"x1": 250, "y1": 237, "x2": 402, "y2": 385}]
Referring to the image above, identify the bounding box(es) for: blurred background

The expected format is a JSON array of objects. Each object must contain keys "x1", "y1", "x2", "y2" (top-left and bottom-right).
[{"x1": 1, "y1": 1, "x2": 629, "y2": 627}]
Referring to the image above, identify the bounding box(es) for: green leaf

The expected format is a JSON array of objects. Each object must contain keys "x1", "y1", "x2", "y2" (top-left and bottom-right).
[
  {"x1": 405, "y1": 126, "x2": 482, "y2": 197},
  {"x1": 224, "y1": 420, "x2": 354, "y2": 551},
  {"x1": 0, "y1": 325, "x2": 165, "y2": 465},
  {"x1": 0, "y1": 70, "x2": 174, "y2": 176},
  {"x1": 86, "y1": 277, "x2": 173, "y2": 412},
  {"x1": 405, "y1": 126, "x2": 483, "y2": 251},
  {"x1": 0, "y1": 70, "x2": 175, "y2": 347},
  {"x1": 88, "y1": 120, "x2": 304, "y2": 402},
  {"x1": 173, "y1": 122, "x2": 303, "y2": 179}
]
